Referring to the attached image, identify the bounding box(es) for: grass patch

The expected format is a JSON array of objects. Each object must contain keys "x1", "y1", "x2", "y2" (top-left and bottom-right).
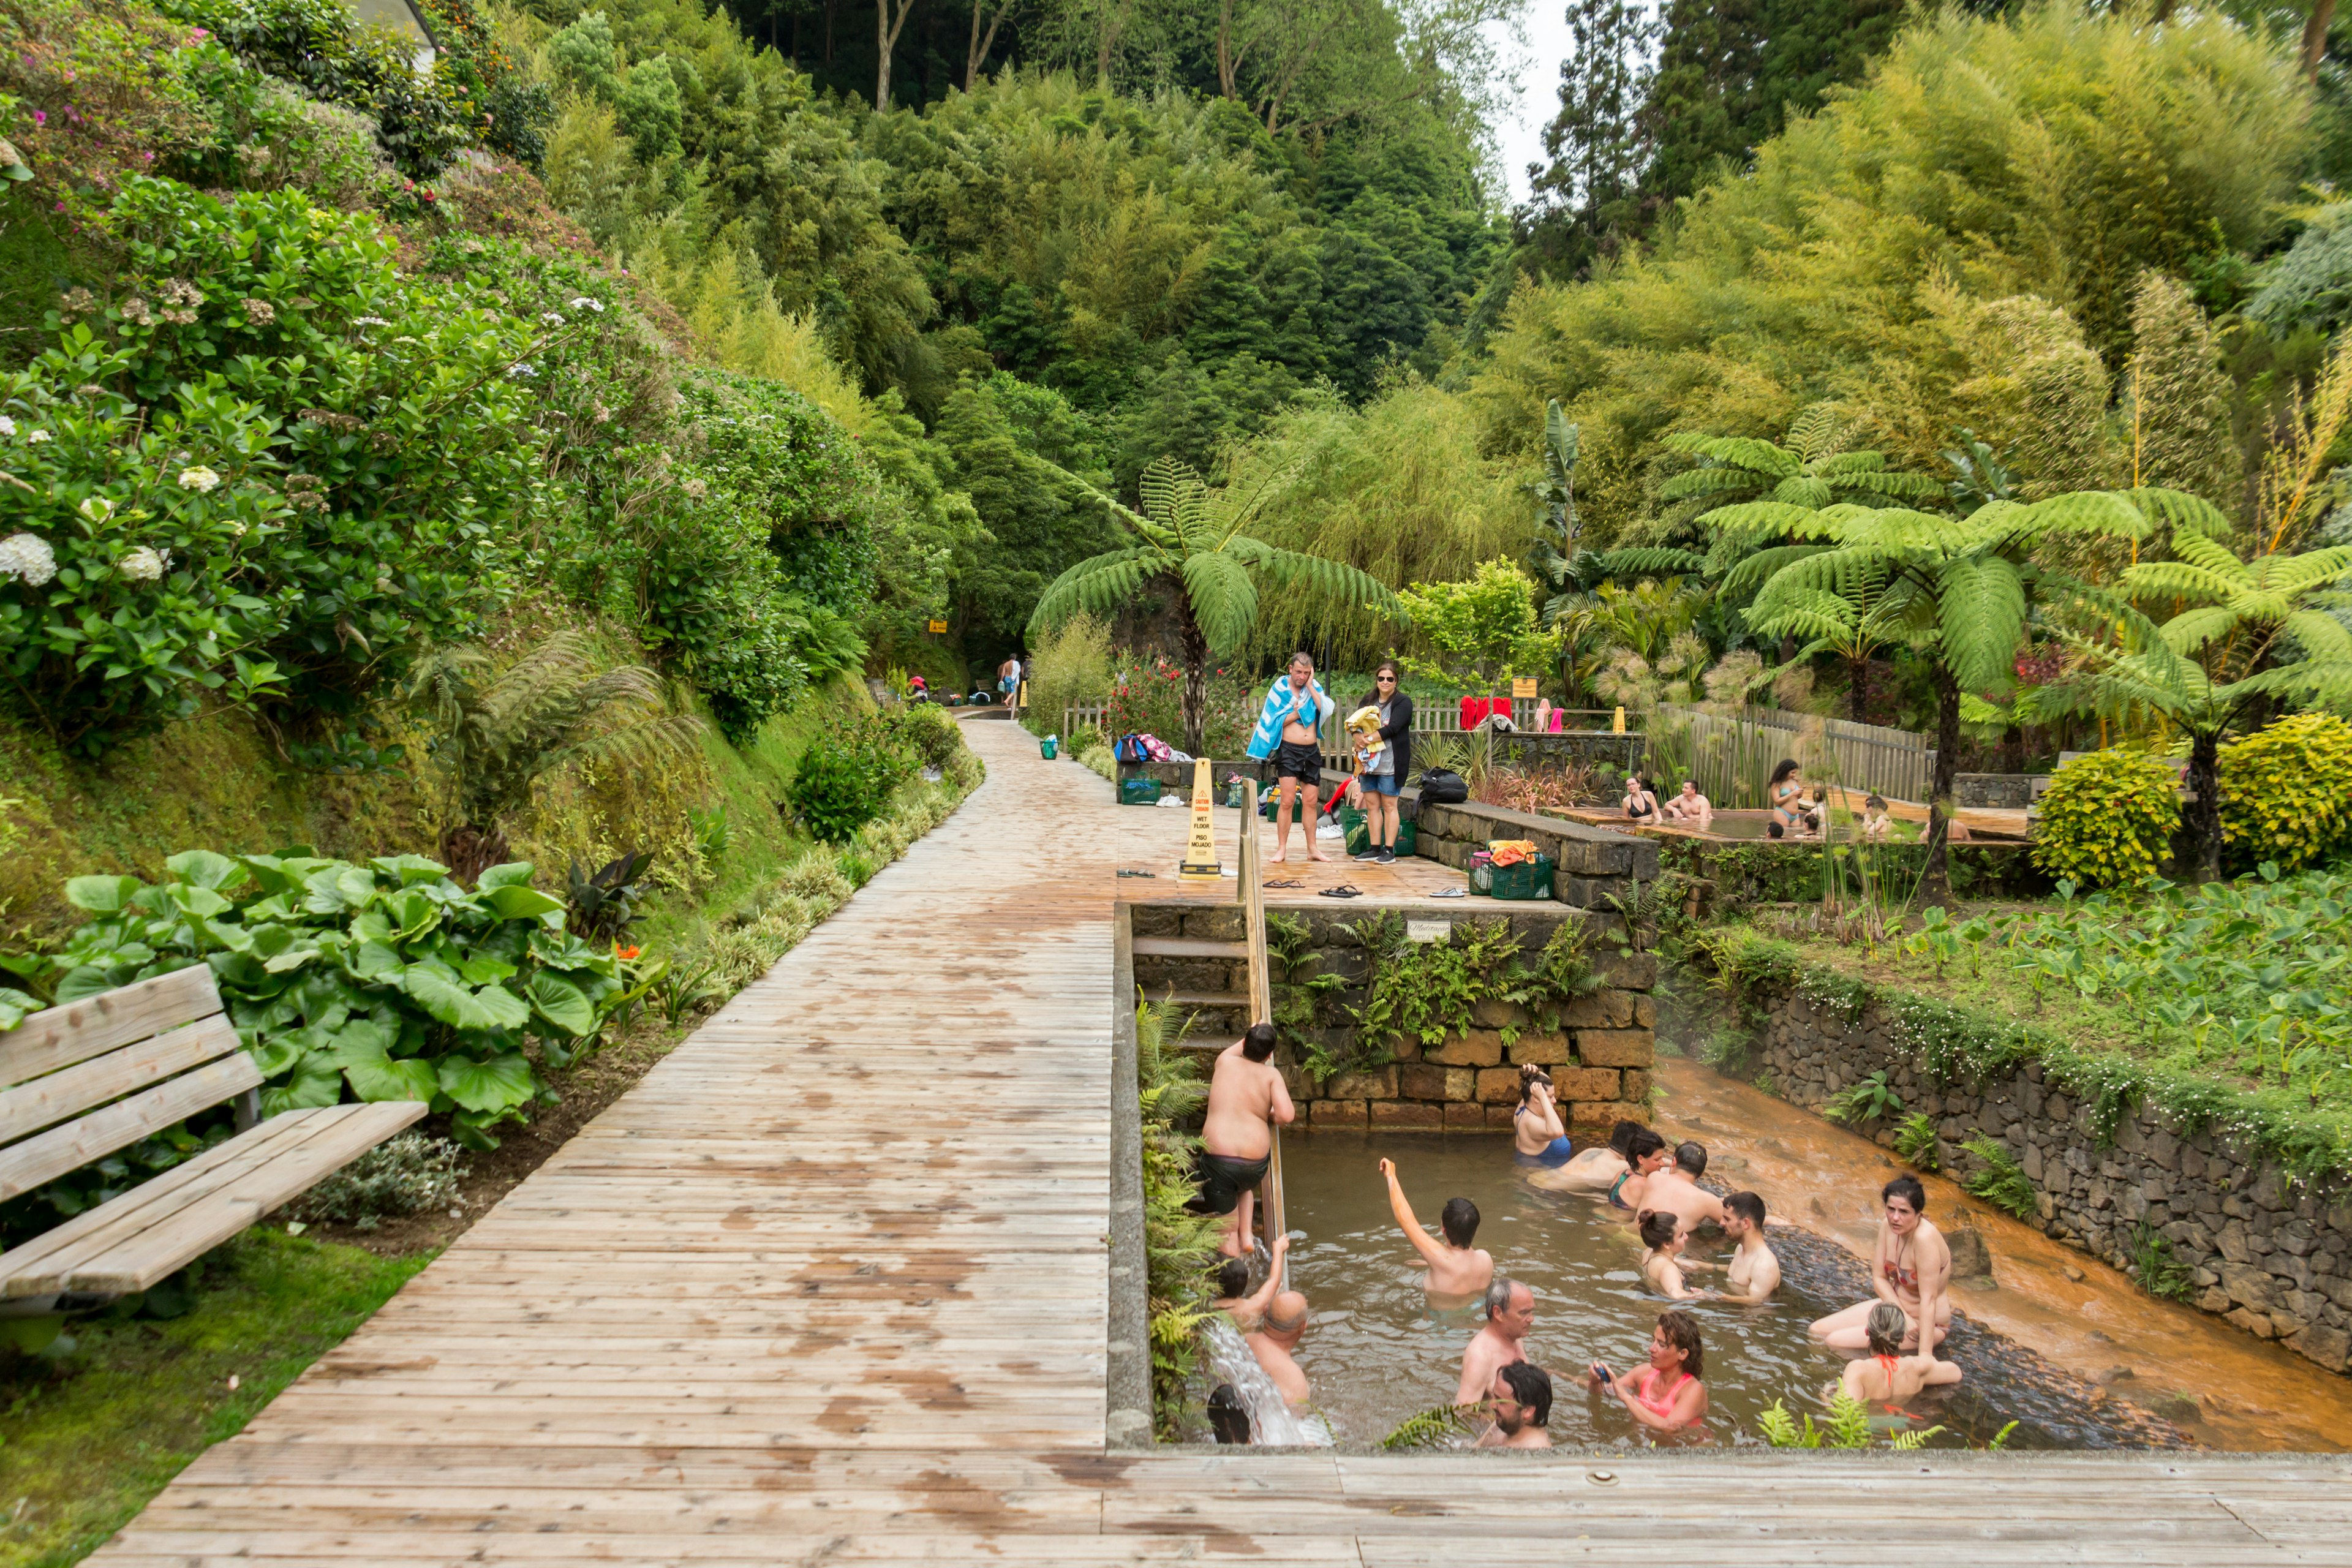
[{"x1": 0, "y1": 1229, "x2": 430, "y2": 1567}]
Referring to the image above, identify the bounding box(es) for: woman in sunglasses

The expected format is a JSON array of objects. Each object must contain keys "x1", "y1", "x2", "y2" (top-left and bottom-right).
[{"x1": 1350, "y1": 660, "x2": 1414, "y2": 865}]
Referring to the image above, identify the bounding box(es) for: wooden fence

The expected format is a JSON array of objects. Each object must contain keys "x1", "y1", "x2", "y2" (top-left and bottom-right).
[
  {"x1": 1649, "y1": 704, "x2": 1934, "y2": 807},
  {"x1": 1061, "y1": 698, "x2": 1635, "y2": 751}
]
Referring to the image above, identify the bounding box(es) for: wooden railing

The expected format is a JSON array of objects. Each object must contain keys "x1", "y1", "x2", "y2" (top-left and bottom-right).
[
  {"x1": 1235, "y1": 778, "x2": 1284, "y2": 1289},
  {"x1": 1650, "y1": 703, "x2": 1936, "y2": 807}
]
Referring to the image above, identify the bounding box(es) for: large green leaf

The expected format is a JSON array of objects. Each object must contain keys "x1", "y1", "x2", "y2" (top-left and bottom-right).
[
  {"x1": 55, "y1": 965, "x2": 124, "y2": 1003},
  {"x1": 483, "y1": 883, "x2": 564, "y2": 922},
  {"x1": 476, "y1": 862, "x2": 538, "y2": 891},
  {"x1": 346, "y1": 939, "x2": 405, "y2": 980},
  {"x1": 0, "y1": 988, "x2": 39, "y2": 1031},
  {"x1": 388, "y1": 889, "x2": 439, "y2": 941},
  {"x1": 524, "y1": 973, "x2": 596, "y2": 1036},
  {"x1": 346, "y1": 1055, "x2": 439, "y2": 1103},
  {"x1": 402, "y1": 969, "x2": 529, "y2": 1032},
  {"x1": 371, "y1": 853, "x2": 453, "y2": 887},
  {"x1": 436, "y1": 1051, "x2": 537, "y2": 1114},
  {"x1": 261, "y1": 1052, "x2": 343, "y2": 1115},
  {"x1": 166, "y1": 850, "x2": 242, "y2": 890},
  {"x1": 65, "y1": 875, "x2": 142, "y2": 913},
  {"x1": 456, "y1": 951, "x2": 519, "y2": 986},
  {"x1": 244, "y1": 1033, "x2": 303, "y2": 1077}
]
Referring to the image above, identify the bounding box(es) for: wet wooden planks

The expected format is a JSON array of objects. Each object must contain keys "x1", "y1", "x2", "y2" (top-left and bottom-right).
[{"x1": 86, "y1": 718, "x2": 2352, "y2": 1567}]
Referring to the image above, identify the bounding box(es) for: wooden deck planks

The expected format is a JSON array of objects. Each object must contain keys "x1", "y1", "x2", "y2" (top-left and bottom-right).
[{"x1": 86, "y1": 718, "x2": 2352, "y2": 1567}]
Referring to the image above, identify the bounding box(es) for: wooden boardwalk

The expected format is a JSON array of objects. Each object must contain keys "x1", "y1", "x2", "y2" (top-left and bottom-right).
[{"x1": 91, "y1": 718, "x2": 2352, "y2": 1566}]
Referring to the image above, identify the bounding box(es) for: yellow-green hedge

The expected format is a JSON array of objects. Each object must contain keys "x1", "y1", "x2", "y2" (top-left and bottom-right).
[
  {"x1": 2030, "y1": 747, "x2": 2180, "y2": 888},
  {"x1": 2220, "y1": 713, "x2": 2352, "y2": 870}
]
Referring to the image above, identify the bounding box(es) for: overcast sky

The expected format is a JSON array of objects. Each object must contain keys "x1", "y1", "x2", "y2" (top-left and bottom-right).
[{"x1": 1485, "y1": 2, "x2": 1577, "y2": 205}]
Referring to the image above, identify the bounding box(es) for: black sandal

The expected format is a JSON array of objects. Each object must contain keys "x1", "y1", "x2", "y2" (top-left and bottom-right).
[
  {"x1": 1317, "y1": 884, "x2": 1363, "y2": 899},
  {"x1": 1263, "y1": 878, "x2": 1304, "y2": 889}
]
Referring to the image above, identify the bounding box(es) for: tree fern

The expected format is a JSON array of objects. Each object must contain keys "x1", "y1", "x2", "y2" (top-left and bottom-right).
[{"x1": 1028, "y1": 456, "x2": 1403, "y2": 752}]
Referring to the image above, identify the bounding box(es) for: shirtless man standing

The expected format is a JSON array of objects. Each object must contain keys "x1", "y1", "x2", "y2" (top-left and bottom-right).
[
  {"x1": 1810, "y1": 1175, "x2": 1953, "y2": 1354},
  {"x1": 1715, "y1": 1191, "x2": 1782, "y2": 1303},
  {"x1": 1379, "y1": 1157, "x2": 1493, "y2": 1304},
  {"x1": 1191, "y1": 1022, "x2": 1295, "y2": 1259},
  {"x1": 1638, "y1": 1141, "x2": 1727, "y2": 1238},
  {"x1": 1456, "y1": 1277, "x2": 1534, "y2": 1406}
]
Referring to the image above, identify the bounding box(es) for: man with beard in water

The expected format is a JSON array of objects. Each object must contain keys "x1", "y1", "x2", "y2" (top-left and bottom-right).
[
  {"x1": 1193, "y1": 1022, "x2": 1294, "y2": 1258},
  {"x1": 1477, "y1": 1362, "x2": 1554, "y2": 1449}
]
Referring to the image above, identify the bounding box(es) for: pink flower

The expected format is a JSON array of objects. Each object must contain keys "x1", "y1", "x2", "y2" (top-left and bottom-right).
[{"x1": 31, "y1": 110, "x2": 44, "y2": 126}]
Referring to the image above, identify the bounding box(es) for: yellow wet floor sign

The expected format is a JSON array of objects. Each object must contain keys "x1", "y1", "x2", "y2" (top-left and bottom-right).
[{"x1": 1178, "y1": 756, "x2": 1223, "y2": 881}]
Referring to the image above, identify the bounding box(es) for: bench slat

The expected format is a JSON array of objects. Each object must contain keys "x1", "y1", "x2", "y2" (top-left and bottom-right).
[
  {"x1": 0, "y1": 1052, "x2": 263, "y2": 1202},
  {"x1": 0, "y1": 1110, "x2": 330, "y2": 1286},
  {"x1": 10, "y1": 1102, "x2": 428, "y2": 1296},
  {"x1": 0, "y1": 967, "x2": 224, "y2": 1088},
  {"x1": 0, "y1": 1016, "x2": 244, "y2": 1145}
]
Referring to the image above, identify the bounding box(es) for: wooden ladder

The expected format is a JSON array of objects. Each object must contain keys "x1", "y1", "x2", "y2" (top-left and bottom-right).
[{"x1": 1235, "y1": 782, "x2": 1286, "y2": 1289}]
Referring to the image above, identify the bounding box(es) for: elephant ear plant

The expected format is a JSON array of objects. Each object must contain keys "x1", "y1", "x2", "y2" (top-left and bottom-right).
[{"x1": 0, "y1": 851, "x2": 646, "y2": 1148}]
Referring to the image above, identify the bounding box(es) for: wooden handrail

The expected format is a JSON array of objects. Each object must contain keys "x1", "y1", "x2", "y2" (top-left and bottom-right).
[{"x1": 1235, "y1": 775, "x2": 1284, "y2": 1289}]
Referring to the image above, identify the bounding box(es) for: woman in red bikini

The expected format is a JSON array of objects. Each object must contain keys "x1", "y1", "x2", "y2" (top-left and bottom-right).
[
  {"x1": 1583, "y1": 1310, "x2": 1709, "y2": 1433},
  {"x1": 1809, "y1": 1174, "x2": 1953, "y2": 1355},
  {"x1": 1839, "y1": 1302, "x2": 1962, "y2": 1409}
]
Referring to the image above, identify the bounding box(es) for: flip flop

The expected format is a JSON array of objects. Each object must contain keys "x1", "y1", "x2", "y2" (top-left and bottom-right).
[
  {"x1": 1431, "y1": 886, "x2": 1468, "y2": 899},
  {"x1": 1317, "y1": 884, "x2": 1363, "y2": 899},
  {"x1": 1263, "y1": 878, "x2": 1305, "y2": 889}
]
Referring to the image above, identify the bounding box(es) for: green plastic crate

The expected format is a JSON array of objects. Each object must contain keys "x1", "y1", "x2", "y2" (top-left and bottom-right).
[
  {"x1": 1339, "y1": 807, "x2": 1417, "y2": 858},
  {"x1": 1488, "y1": 853, "x2": 1555, "y2": 901},
  {"x1": 1120, "y1": 775, "x2": 1162, "y2": 807}
]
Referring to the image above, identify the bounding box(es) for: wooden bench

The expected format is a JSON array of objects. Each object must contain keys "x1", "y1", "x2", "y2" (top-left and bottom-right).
[{"x1": 0, "y1": 966, "x2": 426, "y2": 1302}]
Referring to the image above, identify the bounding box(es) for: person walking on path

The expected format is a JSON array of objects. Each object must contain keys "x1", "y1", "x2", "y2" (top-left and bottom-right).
[
  {"x1": 1191, "y1": 1022, "x2": 1295, "y2": 1259},
  {"x1": 997, "y1": 654, "x2": 1023, "y2": 711},
  {"x1": 1246, "y1": 652, "x2": 1335, "y2": 864},
  {"x1": 1349, "y1": 660, "x2": 1412, "y2": 865}
]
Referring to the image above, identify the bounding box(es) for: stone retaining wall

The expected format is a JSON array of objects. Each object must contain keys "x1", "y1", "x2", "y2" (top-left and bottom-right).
[
  {"x1": 1128, "y1": 900, "x2": 1657, "y2": 1134},
  {"x1": 1411, "y1": 798, "x2": 1662, "y2": 909},
  {"x1": 1752, "y1": 988, "x2": 2352, "y2": 1376}
]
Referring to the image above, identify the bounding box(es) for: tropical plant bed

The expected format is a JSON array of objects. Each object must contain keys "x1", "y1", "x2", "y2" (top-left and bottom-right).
[{"x1": 1690, "y1": 862, "x2": 2352, "y2": 1172}]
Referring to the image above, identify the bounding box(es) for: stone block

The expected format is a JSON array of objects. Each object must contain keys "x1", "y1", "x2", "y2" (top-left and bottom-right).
[
  {"x1": 1400, "y1": 1065, "x2": 1474, "y2": 1102},
  {"x1": 1632, "y1": 995, "x2": 1657, "y2": 1029},
  {"x1": 1318, "y1": 949, "x2": 1371, "y2": 984},
  {"x1": 1183, "y1": 907, "x2": 1245, "y2": 941},
  {"x1": 2225, "y1": 1306, "x2": 2277, "y2": 1340},
  {"x1": 1557, "y1": 876, "x2": 1616, "y2": 911},
  {"x1": 1599, "y1": 951, "x2": 1659, "y2": 990},
  {"x1": 1622, "y1": 1069, "x2": 1652, "y2": 1104},
  {"x1": 1129, "y1": 905, "x2": 1182, "y2": 938},
  {"x1": 1476, "y1": 1068, "x2": 1523, "y2": 1104},
  {"x1": 1569, "y1": 1098, "x2": 1649, "y2": 1131},
  {"x1": 2290, "y1": 1324, "x2": 2351, "y2": 1373},
  {"x1": 1577, "y1": 1028, "x2": 1654, "y2": 1068},
  {"x1": 1487, "y1": 1104, "x2": 1524, "y2": 1130},
  {"x1": 1372, "y1": 1099, "x2": 1444, "y2": 1130},
  {"x1": 1427, "y1": 1030, "x2": 1504, "y2": 1068},
  {"x1": 1444, "y1": 1101, "x2": 1493, "y2": 1133},
  {"x1": 1554, "y1": 837, "x2": 1631, "y2": 876},
  {"x1": 1509, "y1": 911, "x2": 1567, "y2": 949},
  {"x1": 1311, "y1": 1099, "x2": 1368, "y2": 1128},
  {"x1": 1507, "y1": 1033, "x2": 1571, "y2": 1066},
  {"x1": 1473, "y1": 998, "x2": 1528, "y2": 1029},
  {"x1": 1556, "y1": 993, "x2": 1627, "y2": 1028},
  {"x1": 1325, "y1": 1067, "x2": 1397, "y2": 1101},
  {"x1": 1550, "y1": 1066, "x2": 1621, "y2": 1102},
  {"x1": 2220, "y1": 1262, "x2": 2277, "y2": 1311}
]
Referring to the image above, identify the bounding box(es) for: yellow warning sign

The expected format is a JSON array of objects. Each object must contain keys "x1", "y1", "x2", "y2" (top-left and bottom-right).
[
  {"x1": 1177, "y1": 757, "x2": 1223, "y2": 881},
  {"x1": 1512, "y1": 677, "x2": 1538, "y2": 700}
]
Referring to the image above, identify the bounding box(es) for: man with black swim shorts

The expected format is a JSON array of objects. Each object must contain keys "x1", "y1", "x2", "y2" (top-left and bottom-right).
[
  {"x1": 1265, "y1": 652, "x2": 1333, "y2": 864},
  {"x1": 1191, "y1": 1022, "x2": 1295, "y2": 1258}
]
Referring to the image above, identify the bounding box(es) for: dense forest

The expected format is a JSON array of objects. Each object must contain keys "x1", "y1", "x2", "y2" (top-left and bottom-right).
[{"x1": 3, "y1": 0, "x2": 2351, "y2": 845}]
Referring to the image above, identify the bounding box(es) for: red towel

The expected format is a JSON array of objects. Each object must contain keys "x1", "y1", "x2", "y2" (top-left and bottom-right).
[{"x1": 1460, "y1": 696, "x2": 1506, "y2": 728}]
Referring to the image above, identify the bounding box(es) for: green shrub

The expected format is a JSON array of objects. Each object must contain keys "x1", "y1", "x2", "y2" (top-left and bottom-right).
[
  {"x1": 284, "y1": 1132, "x2": 466, "y2": 1227},
  {"x1": 1023, "y1": 611, "x2": 1112, "y2": 738},
  {"x1": 785, "y1": 718, "x2": 913, "y2": 843},
  {"x1": 1893, "y1": 1110, "x2": 1942, "y2": 1170},
  {"x1": 2219, "y1": 713, "x2": 2352, "y2": 871},
  {"x1": 1, "y1": 851, "x2": 635, "y2": 1149},
  {"x1": 1959, "y1": 1134, "x2": 2037, "y2": 1220},
  {"x1": 877, "y1": 701, "x2": 965, "y2": 772},
  {"x1": 2030, "y1": 747, "x2": 2180, "y2": 888}
]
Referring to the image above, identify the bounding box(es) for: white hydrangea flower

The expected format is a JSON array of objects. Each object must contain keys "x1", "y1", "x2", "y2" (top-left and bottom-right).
[
  {"x1": 568, "y1": 297, "x2": 603, "y2": 312},
  {"x1": 508, "y1": 362, "x2": 535, "y2": 378},
  {"x1": 118, "y1": 546, "x2": 166, "y2": 582},
  {"x1": 178, "y1": 466, "x2": 221, "y2": 492},
  {"x1": 78, "y1": 496, "x2": 114, "y2": 523},
  {"x1": 0, "y1": 533, "x2": 56, "y2": 586},
  {"x1": 26, "y1": 429, "x2": 50, "y2": 443},
  {"x1": 353, "y1": 315, "x2": 392, "y2": 326},
  {"x1": 0, "y1": 415, "x2": 15, "y2": 436},
  {"x1": 541, "y1": 312, "x2": 565, "y2": 325}
]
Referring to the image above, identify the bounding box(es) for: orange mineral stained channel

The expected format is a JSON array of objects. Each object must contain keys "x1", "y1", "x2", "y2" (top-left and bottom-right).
[{"x1": 1657, "y1": 1052, "x2": 2352, "y2": 1451}]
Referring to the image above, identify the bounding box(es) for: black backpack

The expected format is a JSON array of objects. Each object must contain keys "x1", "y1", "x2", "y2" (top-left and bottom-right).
[{"x1": 1418, "y1": 768, "x2": 1468, "y2": 804}]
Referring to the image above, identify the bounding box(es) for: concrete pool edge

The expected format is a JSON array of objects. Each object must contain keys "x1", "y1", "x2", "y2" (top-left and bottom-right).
[{"x1": 1108, "y1": 903, "x2": 1155, "y2": 1450}]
